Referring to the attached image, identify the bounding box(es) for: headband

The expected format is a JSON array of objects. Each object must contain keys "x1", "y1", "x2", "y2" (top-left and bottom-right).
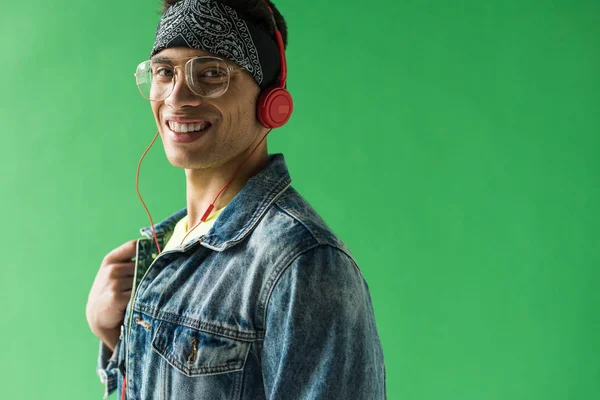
[{"x1": 150, "y1": 0, "x2": 281, "y2": 91}]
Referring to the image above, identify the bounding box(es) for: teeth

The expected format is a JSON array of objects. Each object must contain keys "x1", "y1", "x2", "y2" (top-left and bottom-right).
[{"x1": 168, "y1": 121, "x2": 210, "y2": 133}]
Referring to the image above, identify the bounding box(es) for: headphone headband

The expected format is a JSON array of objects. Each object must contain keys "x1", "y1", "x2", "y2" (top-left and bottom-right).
[{"x1": 257, "y1": 3, "x2": 293, "y2": 128}]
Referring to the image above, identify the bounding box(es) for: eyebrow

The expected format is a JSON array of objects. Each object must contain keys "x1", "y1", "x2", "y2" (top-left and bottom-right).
[
  {"x1": 150, "y1": 53, "x2": 216, "y2": 62},
  {"x1": 150, "y1": 55, "x2": 239, "y2": 69},
  {"x1": 150, "y1": 57, "x2": 177, "y2": 63}
]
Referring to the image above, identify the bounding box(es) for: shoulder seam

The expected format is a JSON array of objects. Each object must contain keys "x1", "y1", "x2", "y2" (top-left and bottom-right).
[
  {"x1": 259, "y1": 243, "x2": 364, "y2": 334},
  {"x1": 273, "y1": 201, "x2": 324, "y2": 245},
  {"x1": 260, "y1": 243, "x2": 318, "y2": 335}
]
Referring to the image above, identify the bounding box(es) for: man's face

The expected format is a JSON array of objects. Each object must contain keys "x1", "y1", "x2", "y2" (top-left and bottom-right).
[{"x1": 150, "y1": 47, "x2": 265, "y2": 170}]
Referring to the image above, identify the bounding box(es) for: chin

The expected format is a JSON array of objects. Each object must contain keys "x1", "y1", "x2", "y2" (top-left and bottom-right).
[{"x1": 164, "y1": 150, "x2": 215, "y2": 170}]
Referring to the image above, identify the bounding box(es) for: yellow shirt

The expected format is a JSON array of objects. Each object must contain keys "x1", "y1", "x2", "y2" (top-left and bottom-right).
[{"x1": 162, "y1": 207, "x2": 225, "y2": 252}]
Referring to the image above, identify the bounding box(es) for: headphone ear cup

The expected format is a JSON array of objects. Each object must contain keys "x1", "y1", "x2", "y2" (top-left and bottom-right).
[{"x1": 257, "y1": 86, "x2": 294, "y2": 128}]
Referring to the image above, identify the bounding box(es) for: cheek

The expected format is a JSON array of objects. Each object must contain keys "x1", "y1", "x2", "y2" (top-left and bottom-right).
[
  {"x1": 151, "y1": 104, "x2": 159, "y2": 116},
  {"x1": 150, "y1": 103, "x2": 162, "y2": 125},
  {"x1": 227, "y1": 78, "x2": 260, "y2": 108},
  {"x1": 232, "y1": 89, "x2": 259, "y2": 119}
]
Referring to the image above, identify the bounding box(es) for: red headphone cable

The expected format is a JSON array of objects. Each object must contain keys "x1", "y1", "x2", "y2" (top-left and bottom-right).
[
  {"x1": 135, "y1": 130, "x2": 163, "y2": 253},
  {"x1": 177, "y1": 128, "x2": 271, "y2": 246},
  {"x1": 121, "y1": 375, "x2": 127, "y2": 400},
  {"x1": 135, "y1": 128, "x2": 272, "y2": 255},
  {"x1": 126, "y1": 128, "x2": 271, "y2": 400},
  {"x1": 125, "y1": 5, "x2": 285, "y2": 398}
]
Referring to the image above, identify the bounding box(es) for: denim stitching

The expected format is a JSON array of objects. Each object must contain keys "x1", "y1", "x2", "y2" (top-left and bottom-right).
[
  {"x1": 202, "y1": 180, "x2": 291, "y2": 252},
  {"x1": 134, "y1": 303, "x2": 260, "y2": 341}
]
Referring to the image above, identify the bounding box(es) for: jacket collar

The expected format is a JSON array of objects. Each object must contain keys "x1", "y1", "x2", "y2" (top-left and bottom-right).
[{"x1": 139, "y1": 153, "x2": 292, "y2": 252}]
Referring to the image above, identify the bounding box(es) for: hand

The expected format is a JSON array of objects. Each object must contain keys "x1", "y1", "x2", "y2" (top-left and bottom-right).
[{"x1": 86, "y1": 239, "x2": 137, "y2": 352}]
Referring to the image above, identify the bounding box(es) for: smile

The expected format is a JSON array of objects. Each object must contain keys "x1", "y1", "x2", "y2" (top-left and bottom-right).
[{"x1": 167, "y1": 121, "x2": 211, "y2": 133}]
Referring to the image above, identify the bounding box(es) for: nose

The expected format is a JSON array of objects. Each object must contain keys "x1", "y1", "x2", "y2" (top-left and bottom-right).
[{"x1": 164, "y1": 68, "x2": 204, "y2": 109}]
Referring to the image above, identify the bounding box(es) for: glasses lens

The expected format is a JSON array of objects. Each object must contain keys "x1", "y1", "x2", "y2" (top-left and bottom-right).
[
  {"x1": 135, "y1": 60, "x2": 174, "y2": 101},
  {"x1": 187, "y1": 57, "x2": 230, "y2": 98},
  {"x1": 134, "y1": 57, "x2": 231, "y2": 101}
]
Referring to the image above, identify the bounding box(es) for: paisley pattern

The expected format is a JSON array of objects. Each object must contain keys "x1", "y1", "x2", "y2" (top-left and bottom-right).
[{"x1": 151, "y1": 0, "x2": 264, "y2": 85}]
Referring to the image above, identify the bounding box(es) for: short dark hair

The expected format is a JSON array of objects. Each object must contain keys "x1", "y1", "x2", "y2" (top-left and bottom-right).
[{"x1": 160, "y1": 0, "x2": 288, "y2": 50}]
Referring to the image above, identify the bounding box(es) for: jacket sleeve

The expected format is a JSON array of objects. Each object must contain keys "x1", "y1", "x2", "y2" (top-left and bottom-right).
[
  {"x1": 96, "y1": 336, "x2": 122, "y2": 399},
  {"x1": 261, "y1": 244, "x2": 387, "y2": 399}
]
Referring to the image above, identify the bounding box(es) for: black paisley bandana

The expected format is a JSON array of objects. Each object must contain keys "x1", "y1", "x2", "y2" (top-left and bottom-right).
[{"x1": 150, "y1": 0, "x2": 281, "y2": 91}]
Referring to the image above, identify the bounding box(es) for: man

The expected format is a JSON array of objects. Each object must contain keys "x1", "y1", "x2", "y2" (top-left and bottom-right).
[{"x1": 86, "y1": 0, "x2": 386, "y2": 398}]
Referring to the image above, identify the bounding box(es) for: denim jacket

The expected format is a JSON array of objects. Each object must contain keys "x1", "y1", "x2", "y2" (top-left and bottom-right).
[{"x1": 96, "y1": 153, "x2": 386, "y2": 399}]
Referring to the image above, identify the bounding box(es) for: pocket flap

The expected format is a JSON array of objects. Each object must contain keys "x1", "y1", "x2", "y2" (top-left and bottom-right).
[{"x1": 151, "y1": 320, "x2": 250, "y2": 377}]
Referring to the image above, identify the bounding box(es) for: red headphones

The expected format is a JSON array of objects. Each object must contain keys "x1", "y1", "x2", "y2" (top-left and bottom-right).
[{"x1": 256, "y1": 5, "x2": 293, "y2": 128}]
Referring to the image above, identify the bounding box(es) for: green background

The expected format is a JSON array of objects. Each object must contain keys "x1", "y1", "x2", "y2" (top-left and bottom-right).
[{"x1": 1, "y1": 0, "x2": 598, "y2": 398}]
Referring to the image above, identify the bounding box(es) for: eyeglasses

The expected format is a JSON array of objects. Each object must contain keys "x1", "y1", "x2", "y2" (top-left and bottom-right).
[{"x1": 134, "y1": 56, "x2": 247, "y2": 101}]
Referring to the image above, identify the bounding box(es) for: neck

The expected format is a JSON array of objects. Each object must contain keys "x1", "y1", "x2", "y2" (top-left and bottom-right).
[{"x1": 184, "y1": 145, "x2": 269, "y2": 230}]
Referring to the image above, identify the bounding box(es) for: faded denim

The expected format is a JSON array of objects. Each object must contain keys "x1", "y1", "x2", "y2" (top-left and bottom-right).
[{"x1": 96, "y1": 153, "x2": 386, "y2": 399}]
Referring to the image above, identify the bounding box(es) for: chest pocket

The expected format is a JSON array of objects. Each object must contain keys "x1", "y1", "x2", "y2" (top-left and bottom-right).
[{"x1": 151, "y1": 319, "x2": 250, "y2": 377}]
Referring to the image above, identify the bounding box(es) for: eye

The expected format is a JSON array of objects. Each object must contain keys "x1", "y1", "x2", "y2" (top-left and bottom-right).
[
  {"x1": 156, "y1": 67, "x2": 174, "y2": 77},
  {"x1": 151, "y1": 63, "x2": 175, "y2": 79},
  {"x1": 202, "y1": 68, "x2": 226, "y2": 78}
]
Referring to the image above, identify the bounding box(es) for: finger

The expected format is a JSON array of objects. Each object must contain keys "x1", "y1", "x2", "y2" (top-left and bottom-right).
[
  {"x1": 107, "y1": 262, "x2": 135, "y2": 277},
  {"x1": 105, "y1": 239, "x2": 138, "y2": 264},
  {"x1": 114, "y1": 279, "x2": 133, "y2": 292},
  {"x1": 116, "y1": 290, "x2": 133, "y2": 307}
]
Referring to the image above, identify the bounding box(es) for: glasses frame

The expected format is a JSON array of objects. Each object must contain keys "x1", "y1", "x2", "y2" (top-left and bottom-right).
[{"x1": 134, "y1": 56, "x2": 247, "y2": 101}]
